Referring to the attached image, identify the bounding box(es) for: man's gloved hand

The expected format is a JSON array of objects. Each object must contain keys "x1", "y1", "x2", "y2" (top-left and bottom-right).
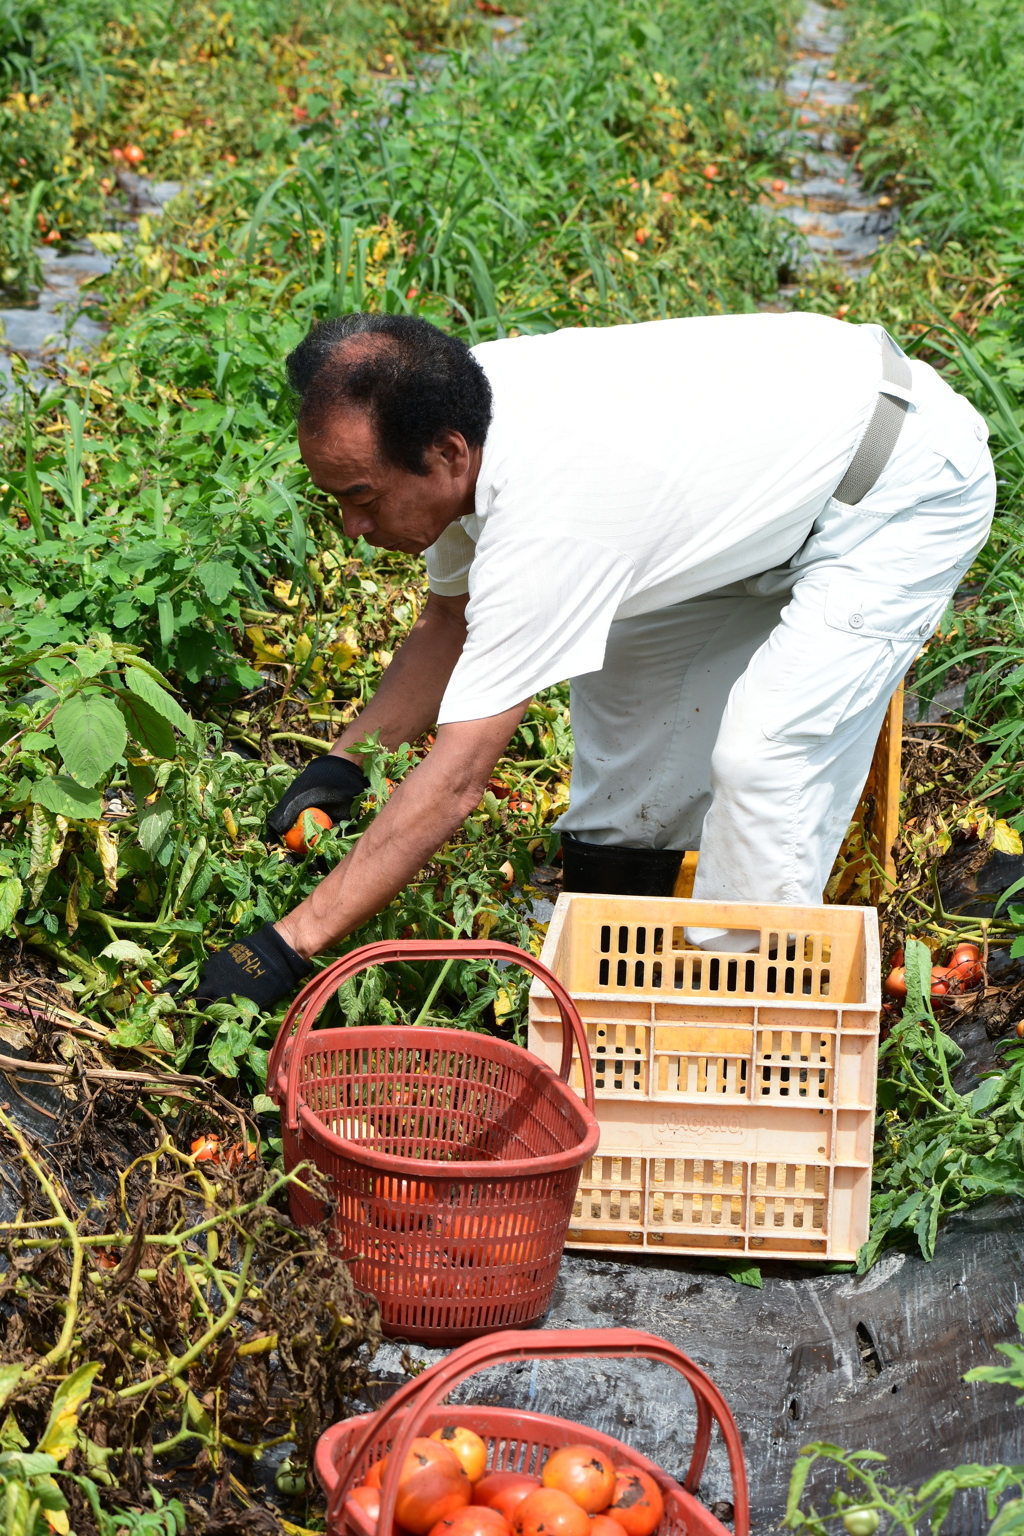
[
  {"x1": 191, "y1": 922, "x2": 313, "y2": 1010},
  {"x1": 265, "y1": 755, "x2": 369, "y2": 842}
]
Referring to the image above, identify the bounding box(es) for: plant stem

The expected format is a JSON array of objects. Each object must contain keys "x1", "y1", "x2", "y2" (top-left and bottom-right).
[{"x1": 0, "y1": 1107, "x2": 85, "y2": 1378}]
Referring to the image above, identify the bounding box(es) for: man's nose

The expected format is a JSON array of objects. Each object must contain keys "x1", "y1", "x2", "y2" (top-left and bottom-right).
[{"x1": 342, "y1": 509, "x2": 376, "y2": 538}]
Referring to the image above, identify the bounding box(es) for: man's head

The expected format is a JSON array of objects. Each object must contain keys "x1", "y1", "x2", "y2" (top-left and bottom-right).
[{"x1": 286, "y1": 314, "x2": 492, "y2": 553}]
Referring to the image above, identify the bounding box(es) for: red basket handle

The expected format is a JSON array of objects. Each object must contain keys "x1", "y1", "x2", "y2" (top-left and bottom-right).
[
  {"x1": 329, "y1": 1328, "x2": 748, "y2": 1536},
  {"x1": 267, "y1": 939, "x2": 595, "y2": 1131}
]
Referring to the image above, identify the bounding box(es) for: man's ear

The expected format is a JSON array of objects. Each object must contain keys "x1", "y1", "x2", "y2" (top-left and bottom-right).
[{"x1": 432, "y1": 430, "x2": 471, "y2": 476}]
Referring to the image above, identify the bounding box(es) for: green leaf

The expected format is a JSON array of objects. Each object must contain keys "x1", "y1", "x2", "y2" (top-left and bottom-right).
[
  {"x1": 784, "y1": 1455, "x2": 814, "y2": 1527},
  {"x1": 0, "y1": 1451, "x2": 61, "y2": 1477},
  {"x1": 971, "y1": 1076, "x2": 1005, "y2": 1115},
  {"x1": 989, "y1": 1499, "x2": 1024, "y2": 1536},
  {"x1": 0, "y1": 878, "x2": 24, "y2": 931},
  {"x1": 37, "y1": 1362, "x2": 101, "y2": 1461},
  {"x1": 1010, "y1": 936, "x2": 1024, "y2": 960},
  {"x1": 122, "y1": 667, "x2": 195, "y2": 744},
  {"x1": 0, "y1": 1366, "x2": 25, "y2": 1415},
  {"x1": 157, "y1": 596, "x2": 175, "y2": 646},
  {"x1": 71, "y1": 647, "x2": 115, "y2": 680},
  {"x1": 725, "y1": 1259, "x2": 762, "y2": 1288},
  {"x1": 138, "y1": 801, "x2": 173, "y2": 856},
  {"x1": 52, "y1": 692, "x2": 127, "y2": 788},
  {"x1": 31, "y1": 776, "x2": 103, "y2": 820},
  {"x1": 99, "y1": 940, "x2": 154, "y2": 965},
  {"x1": 116, "y1": 691, "x2": 177, "y2": 760},
  {"x1": 197, "y1": 560, "x2": 239, "y2": 603},
  {"x1": 209, "y1": 1017, "x2": 255, "y2": 1077}
]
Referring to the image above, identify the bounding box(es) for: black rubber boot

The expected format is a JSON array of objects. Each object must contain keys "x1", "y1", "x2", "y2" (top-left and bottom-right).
[{"x1": 561, "y1": 833, "x2": 684, "y2": 897}]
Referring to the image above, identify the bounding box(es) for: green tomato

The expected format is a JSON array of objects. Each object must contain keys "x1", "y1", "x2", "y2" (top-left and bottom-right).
[
  {"x1": 275, "y1": 1457, "x2": 307, "y2": 1497},
  {"x1": 842, "y1": 1510, "x2": 880, "y2": 1536}
]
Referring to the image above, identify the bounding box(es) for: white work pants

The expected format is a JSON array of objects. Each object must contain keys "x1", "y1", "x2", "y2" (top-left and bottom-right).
[{"x1": 559, "y1": 356, "x2": 996, "y2": 907}]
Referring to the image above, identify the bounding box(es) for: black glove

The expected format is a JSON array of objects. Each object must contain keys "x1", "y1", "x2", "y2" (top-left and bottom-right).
[
  {"x1": 265, "y1": 755, "x2": 369, "y2": 841},
  {"x1": 192, "y1": 922, "x2": 313, "y2": 1010}
]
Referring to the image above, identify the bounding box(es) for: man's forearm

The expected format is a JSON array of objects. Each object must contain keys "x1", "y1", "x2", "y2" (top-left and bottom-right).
[
  {"x1": 277, "y1": 701, "x2": 527, "y2": 958},
  {"x1": 331, "y1": 591, "x2": 468, "y2": 763}
]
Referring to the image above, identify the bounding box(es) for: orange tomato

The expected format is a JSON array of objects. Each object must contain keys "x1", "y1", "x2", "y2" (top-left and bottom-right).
[
  {"x1": 365, "y1": 1460, "x2": 384, "y2": 1490},
  {"x1": 347, "y1": 1486, "x2": 381, "y2": 1526},
  {"x1": 513, "y1": 1490, "x2": 591, "y2": 1536},
  {"x1": 393, "y1": 1438, "x2": 471, "y2": 1536},
  {"x1": 191, "y1": 1134, "x2": 220, "y2": 1162},
  {"x1": 606, "y1": 1471, "x2": 664, "y2": 1536},
  {"x1": 590, "y1": 1519, "x2": 627, "y2": 1536},
  {"x1": 430, "y1": 1427, "x2": 488, "y2": 1484},
  {"x1": 883, "y1": 967, "x2": 907, "y2": 1000},
  {"x1": 542, "y1": 1447, "x2": 616, "y2": 1514},
  {"x1": 475, "y1": 1474, "x2": 541, "y2": 1520},
  {"x1": 428, "y1": 1507, "x2": 512, "y2": 1536},
  {"x1": 284, "y1": 807, "x2": 333, "y2": 854}
]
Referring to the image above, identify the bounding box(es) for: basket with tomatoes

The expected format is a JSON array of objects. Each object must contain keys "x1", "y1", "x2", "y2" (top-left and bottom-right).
[
  {"x1": 315, "y1": 1329, "x2": 748, "y2": 1536},
  {"x1": 884, "y1": 942, "x2": 984, "y2": 1006}
]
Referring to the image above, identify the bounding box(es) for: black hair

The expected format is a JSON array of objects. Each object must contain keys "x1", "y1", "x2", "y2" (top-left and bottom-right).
[{"x1": 285, "y1": 313, "x2": 493, "y2": 476}]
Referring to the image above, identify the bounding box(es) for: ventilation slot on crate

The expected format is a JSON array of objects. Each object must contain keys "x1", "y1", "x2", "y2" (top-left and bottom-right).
[
  {"x1": 749, "y1": 1162, "x2": 828, "y2": 1235},
  {"x1": 591, "y1": 1025, "x2": 647, "y2": 1094},
  {"x1": 758, "y1": 1031, "x2": 834, "y2": 1101},
  {"x1": 573, "y1": 1155, "x2": 645, "y2": 1226},
  {"x1": 649, "y1": 1158, "x2": 746, "y2": 1230}
]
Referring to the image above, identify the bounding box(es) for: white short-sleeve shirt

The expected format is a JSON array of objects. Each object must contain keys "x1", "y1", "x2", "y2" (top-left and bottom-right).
[{"x1": 426, "y1": 313, "x2": 886, "y2": 723}]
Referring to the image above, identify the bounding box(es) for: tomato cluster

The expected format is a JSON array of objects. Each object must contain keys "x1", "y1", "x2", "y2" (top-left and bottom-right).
[
  {"x1": 190, "y1": 1134, "x2": 257, "y2": 1169},
  {"x1": 346, "y1": 1428, "x2": 665, "y2": 1536},
  {"x1": 883, "y1": 943, "x2": 983, "y2": 1005}
]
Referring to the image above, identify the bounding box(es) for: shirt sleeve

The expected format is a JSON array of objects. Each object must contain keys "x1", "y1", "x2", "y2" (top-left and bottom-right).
[
  {"x1": 425, "y1": 520, "x2": 476, "y2": 596},
  {"x1": 437, "y1": 533, "x2": 635, "y2": 723}
]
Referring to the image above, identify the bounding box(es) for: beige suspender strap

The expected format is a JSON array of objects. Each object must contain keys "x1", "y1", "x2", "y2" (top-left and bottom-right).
[{"x1": 833, "y1": 332, "x2": 913, "y2": 506}]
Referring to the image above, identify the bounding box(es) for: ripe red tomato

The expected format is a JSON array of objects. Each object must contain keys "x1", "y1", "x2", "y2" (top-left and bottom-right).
[
  {"x1": 346, "y1": 1486, "x2": 381, "y2": 1527},
  {"x1": 947, "y1": 958, "x2": 983, "y2": 991},
  {"x1": 365, "y1": 1460, "x2": 384, "y2": 1490},
  {"x1": 930, "y1": 966, "x2": 951, "y2": 1000},
  {"x1": 512, "y1": 1489, "x2": 592, "y2": 1536},
  {"x1": 542, "y1": 1447, "x2": 616, "y2": 1513},
  {"x1": 284, "y1": 807, "x2": 333, "y2": 853},
  {"x1": 475, "y1": 1473, "x2": 541, "y2": 1518},
  {"x1": 393, "y1": 1439, "x2": 471, "y2": 1536},
  {"x1": 428, "y1": 1506, "x2": 512, "y2": 1536},
  {"x1": 949, "y1": 943, "x2": 981, "y2": 967},
  {"x1": 191, "y1": 1134, "x2": 220, "y2": 1162},
  {"x1": 883, "y1": 966, "x2": 907, "y2": 1000},
  {"x1": 430, "y1": 1426, "x2": 488, "y2": 1483},
  {"x1": 605, "y1": 1471, "x2": 664, "y2": 1536}
]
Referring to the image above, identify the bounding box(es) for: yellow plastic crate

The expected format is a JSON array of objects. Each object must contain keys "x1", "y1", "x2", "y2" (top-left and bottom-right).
[{"x1": 527, "y1": 895, "x2": 880, "y2": 1262}]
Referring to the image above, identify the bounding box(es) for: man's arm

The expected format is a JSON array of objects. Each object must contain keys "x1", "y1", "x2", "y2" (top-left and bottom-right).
[
  {"x1": 274, "y1": 699, "x2": 528, "y2": 959},
  {"x1": 332, "y1": 590, "x2": 469, "y2": 762}
]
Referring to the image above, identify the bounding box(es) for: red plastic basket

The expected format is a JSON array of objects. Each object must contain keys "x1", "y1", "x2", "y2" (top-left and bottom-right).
[
  {"x1": 315, "y1": 1328, "x2": 748, "y2": 1536},
  {"x1": 268, "y1": 941, "x2": 600, "y2": 1344}
]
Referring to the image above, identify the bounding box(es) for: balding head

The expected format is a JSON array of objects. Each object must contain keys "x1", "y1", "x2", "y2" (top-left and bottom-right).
[{"x1": 286, "y1": 313, "x2": 492, "y2": 475}]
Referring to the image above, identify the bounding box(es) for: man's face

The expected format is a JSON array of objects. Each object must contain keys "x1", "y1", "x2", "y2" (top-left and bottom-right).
[{"x1": 298, "y1": 406, "x2": 475, "y2": 555}]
